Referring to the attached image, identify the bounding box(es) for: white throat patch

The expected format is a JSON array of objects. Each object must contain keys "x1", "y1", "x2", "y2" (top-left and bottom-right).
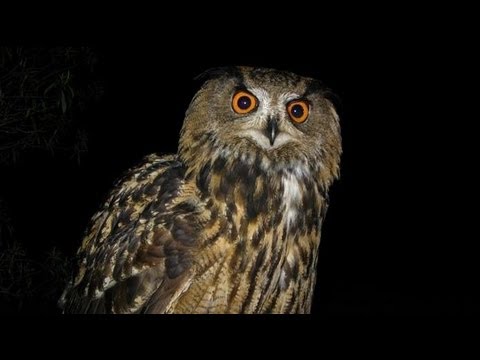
[{"x1": 282, "y1": 172, "x2": 302, "y2": 230}]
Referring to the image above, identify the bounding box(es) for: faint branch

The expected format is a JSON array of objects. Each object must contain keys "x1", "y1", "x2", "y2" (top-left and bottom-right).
[
  {"x1": 0, "y1": 46, "x2": 103, "y2": 165},
  {"x1": 0, "y1": 238, "x2": 72, "y2": 312},
  {"x1": 0, "y1": 197, "x2": 72, "y2": 312}
]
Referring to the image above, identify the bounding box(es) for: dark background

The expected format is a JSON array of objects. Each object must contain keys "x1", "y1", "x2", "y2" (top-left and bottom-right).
[{"x1": 0, "y1": 24, "x2": 473, "y2": 315}]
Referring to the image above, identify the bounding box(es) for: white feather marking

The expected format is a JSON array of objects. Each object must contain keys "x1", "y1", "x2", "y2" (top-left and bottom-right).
[
  {"x1": 279, "y1": 92, "x2": 301, "y2": 104},
  {"x1": 287, "y1": 252, "x2": 295, "y2": 267},
  {"x1": 219, "y1": 147, "x2": 231, "y2": 158},
  {"x1": 250, "y1": 88, "x2": 272, "y2": 114},
  {"x1": 282, "y1": 172, "x2": 302, "y2": 229},
  {"x1": 279, "y1": 270, "x2": 287, "y2": 290},
  {"x1": 293, "y1": 164, "x2": 308, "y2": 178},
  {"x1": 240, "y1": 129, "x2": 294, "y2": 150},
  {"x1": 261, "y1": 156, "x2": 271, "y2": 170},
  {"x1": 103, "y1": 276, "x2": 113, "y2": 288}
]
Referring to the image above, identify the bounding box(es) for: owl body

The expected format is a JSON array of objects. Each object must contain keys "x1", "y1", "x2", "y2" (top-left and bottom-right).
[{"x1": 60, "y1": 67, "x2": 341, "y2": 313}]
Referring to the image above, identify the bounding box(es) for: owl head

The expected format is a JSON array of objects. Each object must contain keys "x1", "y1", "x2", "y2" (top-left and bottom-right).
[{"x1": 179, "y1": 66, "x2": 341, "y2": 187}]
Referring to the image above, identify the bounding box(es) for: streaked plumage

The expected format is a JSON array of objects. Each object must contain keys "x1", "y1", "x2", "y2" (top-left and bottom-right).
[{"x1": 60, "y1": 66, "x2": 342, "y2": 313}]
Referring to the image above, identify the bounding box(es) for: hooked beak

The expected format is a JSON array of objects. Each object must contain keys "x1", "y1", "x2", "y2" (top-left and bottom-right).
[{"x1": 264, "y1": 116, "x2": 279, "y2": 146}]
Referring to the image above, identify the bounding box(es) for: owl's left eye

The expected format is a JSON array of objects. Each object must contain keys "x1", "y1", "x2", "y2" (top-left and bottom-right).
[
  {"x1": 287, "y1": 100, "x2": 309, "y2": 124},
  {"x1": 232, "y1": 90, "x2": 258, "y2": 114}
]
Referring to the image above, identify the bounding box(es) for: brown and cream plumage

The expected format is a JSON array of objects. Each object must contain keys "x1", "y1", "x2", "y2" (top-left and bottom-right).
[{"x1": 59, "y1": 66, "x2": 341, "y2": 314}]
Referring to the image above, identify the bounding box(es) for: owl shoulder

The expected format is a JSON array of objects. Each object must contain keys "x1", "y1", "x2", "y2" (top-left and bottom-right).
[{"x1": 60, "y1": 153, "x2": 193, "y2": 313}]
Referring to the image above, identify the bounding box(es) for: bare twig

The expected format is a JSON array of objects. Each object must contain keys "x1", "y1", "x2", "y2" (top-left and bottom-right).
[{"x1": 0, "y1": 46, "x2": 103, "y2": 165}]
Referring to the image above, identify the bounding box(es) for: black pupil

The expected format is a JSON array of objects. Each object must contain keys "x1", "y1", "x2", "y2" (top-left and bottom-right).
[
  {"x1": 237, "y1": 96, "x2": 251, "y2": 110},
  {"x1": 291, "y1": 104, "x2": 304, "y2": 118}
]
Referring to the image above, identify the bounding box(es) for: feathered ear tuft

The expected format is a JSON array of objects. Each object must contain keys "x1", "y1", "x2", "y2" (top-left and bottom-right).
[
  {"x1": 323, "y1": 88, "x2": 343, "y2": 118},
  {"x1": 194, "y1": 66, "x2": 243, "y2": 82},
  {"x1": 304, "y1": 79, "x2": 342, "y2": 116}
]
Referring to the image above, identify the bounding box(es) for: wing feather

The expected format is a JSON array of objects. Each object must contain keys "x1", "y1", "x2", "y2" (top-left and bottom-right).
[{"x1": 60, "y1": 154, "x2": 199, "y2": 313}]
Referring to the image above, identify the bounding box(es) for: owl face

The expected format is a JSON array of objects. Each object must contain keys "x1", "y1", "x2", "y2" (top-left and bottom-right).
[{"x1": 180, "y1": 67, "x2": 341, "y2": 178}]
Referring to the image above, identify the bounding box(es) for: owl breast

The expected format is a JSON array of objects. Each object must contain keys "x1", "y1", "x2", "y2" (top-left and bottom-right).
[{"x1": 165, "y1": 156, "x2": 327, "y2": 314}]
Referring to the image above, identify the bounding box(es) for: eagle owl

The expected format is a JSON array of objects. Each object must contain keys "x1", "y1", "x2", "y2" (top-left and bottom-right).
[{"x1": 60, "y1": 66, "x2": 342, "y2": 314}]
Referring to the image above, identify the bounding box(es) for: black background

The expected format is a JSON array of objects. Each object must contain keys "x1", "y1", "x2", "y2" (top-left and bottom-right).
[{"x1": 1, "y1": 14, "x2": 474, "y2": 315}]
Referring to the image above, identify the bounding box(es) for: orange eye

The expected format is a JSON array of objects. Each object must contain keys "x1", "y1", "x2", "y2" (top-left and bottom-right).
[
  {"x1": 287, "y1": 100, "x2": 309, "y2": 124},
  {"x1": 232, "y1": 90, "x2": 258, "y2": 114}
]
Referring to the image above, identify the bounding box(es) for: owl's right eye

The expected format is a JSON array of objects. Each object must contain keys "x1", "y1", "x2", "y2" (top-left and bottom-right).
[{"x1": 232, "y1": 90, "x2": 258, "y2": 114}]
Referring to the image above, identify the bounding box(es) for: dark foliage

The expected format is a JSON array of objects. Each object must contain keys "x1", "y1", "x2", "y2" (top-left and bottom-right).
[
  {"x1": 0, "y1": 47, "x2": 103, "y2": 313},
  {"x1": 0, "y1": 47, "x2": 102, "y2": 164}
]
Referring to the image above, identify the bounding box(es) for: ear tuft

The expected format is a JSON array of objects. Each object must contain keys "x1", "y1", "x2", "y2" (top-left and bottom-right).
[{"x1": 194, "y1": 66, "x2": 243, "y2": 82}]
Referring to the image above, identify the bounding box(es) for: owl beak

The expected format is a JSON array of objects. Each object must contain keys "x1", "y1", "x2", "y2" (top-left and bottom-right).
[{"x1": 265, "y1": 116, "x2": 279, "y2": 146}]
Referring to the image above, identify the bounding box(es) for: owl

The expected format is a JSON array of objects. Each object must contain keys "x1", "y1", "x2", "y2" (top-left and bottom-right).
[{"x1": 59, "y1": 66, "x2": 342, "y2": 314}]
